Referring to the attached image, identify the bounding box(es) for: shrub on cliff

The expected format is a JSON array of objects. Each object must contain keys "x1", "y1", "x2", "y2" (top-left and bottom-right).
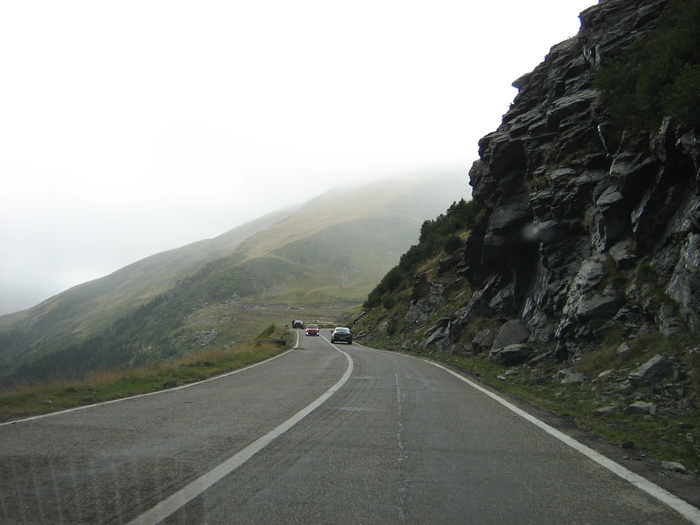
[
  {"x1": 595, "y1": 0, "x2": 700, "y2": 129},
  {"x1": 363, "y1": 199, "x2": 482, "y2": 309}
]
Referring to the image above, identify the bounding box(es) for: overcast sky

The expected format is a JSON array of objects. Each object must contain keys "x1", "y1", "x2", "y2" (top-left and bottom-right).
[{"x1": 0, "y1": 0, "x2": 595, "y2": 315}]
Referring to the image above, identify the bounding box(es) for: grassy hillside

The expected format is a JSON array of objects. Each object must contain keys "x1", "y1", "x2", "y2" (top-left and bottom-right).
[
  {"x1": 0, "y1": 172, "x2": 468, "y2": 386},
  {"x1": 0, "y1": 208, "x2": 292, "y2": 354}
]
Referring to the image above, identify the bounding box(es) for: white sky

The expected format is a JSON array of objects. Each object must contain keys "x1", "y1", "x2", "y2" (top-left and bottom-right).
[{"x1": 0, "y1": 0, "x2": 595, "y2": 315}]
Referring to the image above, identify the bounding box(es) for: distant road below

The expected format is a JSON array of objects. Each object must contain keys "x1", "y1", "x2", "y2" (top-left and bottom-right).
[{"x1": 1, "y1": 331, "x2": 697, "y2": 524}]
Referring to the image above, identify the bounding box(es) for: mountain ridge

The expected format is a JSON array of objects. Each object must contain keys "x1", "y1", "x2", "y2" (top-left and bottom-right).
[{"x1": 0, "y1": 172, "x2": 467, "y2": 384}]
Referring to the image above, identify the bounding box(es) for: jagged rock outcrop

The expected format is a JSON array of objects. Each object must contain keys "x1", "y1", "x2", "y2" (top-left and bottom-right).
[
  {"x1": 442, "y1": 0, "x2": 700, "y2": 357},
  {"x1": 356, "y1": 0, "x2": 700, "y2": 469},
  {"x1": 628, "y1": 354, "x2": 674, "y2": 385}
]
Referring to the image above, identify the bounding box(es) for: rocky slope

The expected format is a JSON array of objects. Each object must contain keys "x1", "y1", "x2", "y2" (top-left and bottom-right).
[{"x1": 356, "y1": 0, "x2": 699, "y2": 470}]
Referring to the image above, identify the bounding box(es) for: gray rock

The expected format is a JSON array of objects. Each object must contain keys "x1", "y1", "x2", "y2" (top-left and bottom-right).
[
  {"x1": 377, "y1": 320, "x2": 390, "y2": 335},
  {"x1": 491, "y1": 320, "x2": 531, "y2": 351},
  {"x1": 439, "y1": 253, "x2": 459, "y2": 274},
  {"x1": 654, "y1": 303, "x2": 686, "y2": 337},
  {"x1": 405, "y1": 280, "x2": 449, "y2": 325},
  {"x1": 616, "y1": 380, "x2": 634, "y2": 393},
  {"x1": 472, "y1": 328, "x2": 496, "y2": 354},
  {"x1": 594, "y1": 404, "x2": 620, "y2": 415},
  {"x1": 624, "y1": 401, "x2": 657, "y2": 415},
  {"x1": 404, "y1": 300, "x2": 426, "y2": 325},
  {"x1": 558, "y1": 255, "x2": 624, "y2": 332},
  {"x1": 422, "y1": 317, "x2": 453, "y2": 348},
  {"x1": 545, "y1": 90, "x2": 599, "y2": 126},
  {"x1": 450, "y1": 344, "x2": 468, "y2": 355},
  {"x1": 489, "y1": 344, "x2": 535, "y2": 365},
  {"x1": 628, "y1": 355, "x2": 673, "y2": 386},
  {"x1": 609, "y1": 239, "x2": 637, "y2": 269},
  {"x1": 661, "y1": 461, "x2": 687, "y2": 474},
  {"x1": 616, "y1": 343, "x2": 631, "y2": 356},
  {"x1": 410, "y1": 272, "x2": 431, "y2": 301},
  {"x1": 483, "y1": 190, "x2": 531, "y2": 257},
  {"x1": 422, "y1": 331, "x2": 448, "y2": 348},
  {"x1": 666, "y1": 233, "x2": 700, "y2": 331},
  {"x1": 528, "y1": 351, "x2": 553, "y2": 366},
  {"x1": 570, "y1": 254, "x2": 608, "y2": 289},
  {"x1": 596, "y1": 186, "x2": 624, "y2": 207},
  {"x1": 595, "y1": 369, "x2": 614, "y2": 381},
  {"x1": 557, "y1": 368, "x2": 587, "y2": 384}
]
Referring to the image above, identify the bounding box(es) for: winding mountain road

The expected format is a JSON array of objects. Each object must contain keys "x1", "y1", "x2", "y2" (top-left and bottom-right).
[{"x1": 1, "y1": 331, "x2": 698, "y2": 524}]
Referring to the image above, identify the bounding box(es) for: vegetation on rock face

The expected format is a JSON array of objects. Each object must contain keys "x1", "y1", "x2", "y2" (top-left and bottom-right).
[
  {"x1": 595, "y1": 0, "x2": 700, "y2": 129},
  {"x1": 363, "y1": 199, "x2": 483, "y2": 310}
]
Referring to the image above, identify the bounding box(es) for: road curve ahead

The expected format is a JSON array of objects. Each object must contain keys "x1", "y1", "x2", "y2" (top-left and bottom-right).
[{"x1": 0, "y1": 331, "x2": 697, "y2": 524}]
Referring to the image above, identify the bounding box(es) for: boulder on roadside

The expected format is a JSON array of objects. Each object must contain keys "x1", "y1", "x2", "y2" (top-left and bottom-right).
[
  {"x1": 472, "y1": 328, "x2": 496, "y2": 354},
  {"x1": 594, "y1": 404, "x2": 620, "y2": 416},
  {"x1": 661, "y1": 461, "x2": 687, "y2": 474},
  {"x1": 489, "y1": 344, "x2": 535, "y2": 365},
  {"x1": 557, "y1": 369, "x2": 587, "y2": 384},
  {"x1": 628, "y1": 354, "x2": 673, "y2": 386},
  {"x1": 422, "y1": 317, "x2": 454, "y2": 347},
  {"x1": 491, "y1": 320, "x2": 531, "y2": 350},
  {"x1": 623, "y1": 401, "x2": 657, "y2": 415},
  {"x1": 616, "y1": 343, "x2": 631, "y2": 356}
]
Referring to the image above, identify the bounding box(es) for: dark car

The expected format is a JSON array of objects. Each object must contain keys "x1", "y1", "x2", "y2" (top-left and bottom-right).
[
  {"x1": 331, "y1": 327, "x2": 352, "y2": 344},
  {"x1": 305, "y1": 324, "x2": 320, "y2": 336},
  {"x1": 293, "y1": 320, "x2": 305, "y2": 329}
]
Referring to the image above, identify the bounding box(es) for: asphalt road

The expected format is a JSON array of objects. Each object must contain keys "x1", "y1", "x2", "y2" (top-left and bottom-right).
[{"x1": 1, "y1": 331, "x2": 698, "y2": 524}]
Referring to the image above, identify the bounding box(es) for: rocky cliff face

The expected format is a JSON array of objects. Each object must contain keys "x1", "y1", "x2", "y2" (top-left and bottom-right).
[
  {"x1": 439, "y1": 0, "x2": 699, "y2": 358},
  {"x1": 354, "y1": 0, "x2": 700, "y2": 473}
]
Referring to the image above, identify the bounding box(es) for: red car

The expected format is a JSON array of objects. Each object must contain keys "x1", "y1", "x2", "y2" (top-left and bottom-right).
[{"x1": 305, "y1": 324, "x2": 320, "y2": 336}]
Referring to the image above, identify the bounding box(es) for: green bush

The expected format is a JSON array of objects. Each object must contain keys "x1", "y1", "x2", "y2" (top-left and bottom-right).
[
  {"x1": 664, "y1": 63, "x2": 700, "y2": 125},
  {"x1": 690, "y1": 349, "x2": 700, "y2": 389},
  {"x1": 363, "y1": 199, "x2": 482, "y2": 310},
  {"x1": 595, "y1": 0, "x2": 700, "y2": 130},
  {"x1": 258, "y1": 324, "x2": 276, "y2": 339},
  {"x1": 444, "y1": 234, "x2": 463, "y2": 253}
]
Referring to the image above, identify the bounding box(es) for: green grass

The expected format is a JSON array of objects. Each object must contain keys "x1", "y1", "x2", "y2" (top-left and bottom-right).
[
  {"x1": 0, "y1": 328, "x2": 292, "y2": 422},
  {"x1": 594, "y1": 0, "x2": 700, "y2": 130},
  {"x1": 0, "y1": 300, "x2": 363, "y2": 423}
]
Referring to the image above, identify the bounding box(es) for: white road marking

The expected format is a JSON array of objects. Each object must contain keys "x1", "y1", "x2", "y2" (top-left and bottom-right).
[
  {"x1": 429, "y1": 361, "x2": 700, "y2": 525},
  {"x1": 2, "y1": 332, "x2": 301, "y2": 427},
  {"x1": 127, "y1": 336, "x2": 353, "y2": 525},
  {"x1": 394, "y1": 371, "x2": 408, "y2": 522}
]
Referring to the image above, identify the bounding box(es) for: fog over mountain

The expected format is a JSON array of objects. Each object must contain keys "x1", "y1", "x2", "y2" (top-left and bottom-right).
[
  {"x1": 0, "y1": 0, "x2": 594, "y2": 316},
  {"x1": 0, "y1": 173, "x2": 468, "y2": 384}
]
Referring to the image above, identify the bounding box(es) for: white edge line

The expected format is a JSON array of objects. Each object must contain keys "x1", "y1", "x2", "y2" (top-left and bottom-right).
[
  {"x1": 127, "y1": 337, "x2": 353, "y2": 525},
  {"x1": 2, "y1": 331, "x2": 301, "y2": 427},
  {"x1": 428, "y1": 360, "x2": 700, "y2": 525}
]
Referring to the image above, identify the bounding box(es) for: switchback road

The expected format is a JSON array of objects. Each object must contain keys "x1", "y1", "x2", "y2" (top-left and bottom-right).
[{"x1": 1, "y1": 331, "x2": 698, "y2": 524}]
